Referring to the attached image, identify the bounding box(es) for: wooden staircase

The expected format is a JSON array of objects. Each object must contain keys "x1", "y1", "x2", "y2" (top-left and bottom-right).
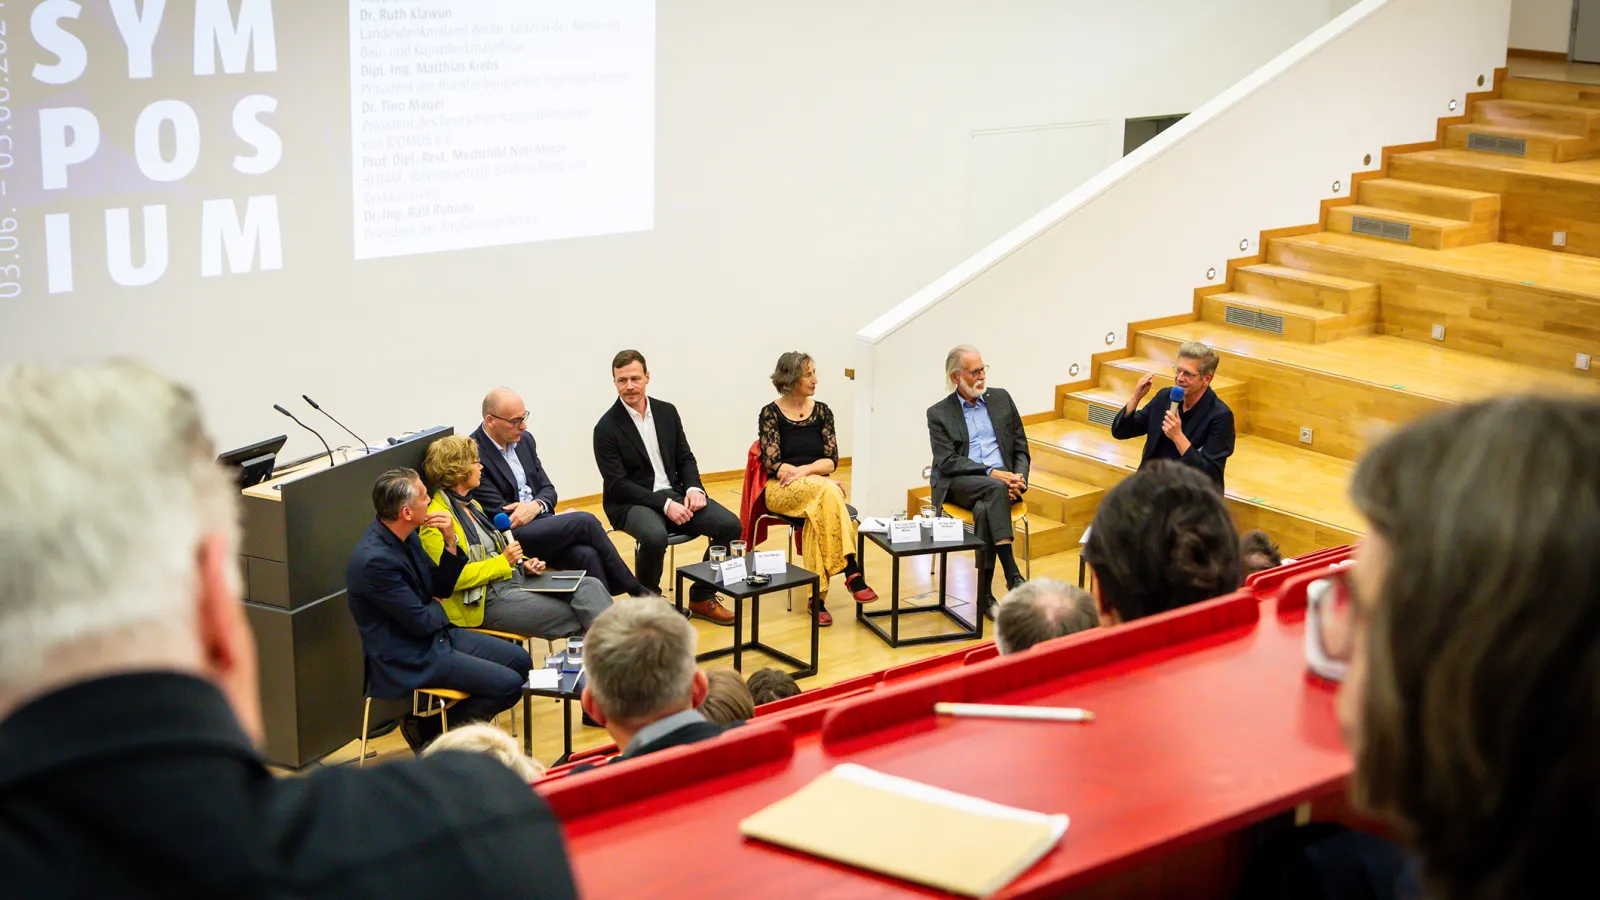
[{"x1": 911, "y1": 71, "x2": 1600, "y2": 559}]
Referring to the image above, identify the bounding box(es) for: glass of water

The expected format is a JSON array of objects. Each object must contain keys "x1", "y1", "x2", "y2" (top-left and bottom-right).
[
  {"x1": 730, "y1": 540, "x2": 747, "y2": 558},
  {"x1": 920, "y1": 503, "x2": 935, "y2": 527},
  {"x1": 709, "y1": 545, "x2": 728, "y2": 565}
]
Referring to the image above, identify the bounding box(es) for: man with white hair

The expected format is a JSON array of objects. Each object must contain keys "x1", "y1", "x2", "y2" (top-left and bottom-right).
[
  {"x1": 927, "y1": 345, "x2": 1031, "y2": 620},
  {"x1": 995, "y1": 579, "x2": 1099, "y2": 655},
  {"x1": 0, "y1": 362, "x2": 576, "y2": 898},
  {"x1": 579, "y1": 596, "x2": 727, "y2": 762}
]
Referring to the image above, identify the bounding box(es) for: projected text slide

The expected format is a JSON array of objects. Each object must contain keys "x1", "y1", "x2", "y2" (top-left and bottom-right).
[{"x1": 349, "y1": 0, "x2": 654, "y2": 260}]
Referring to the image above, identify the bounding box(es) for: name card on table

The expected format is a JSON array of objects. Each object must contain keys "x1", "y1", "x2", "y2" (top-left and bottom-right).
[
  {"x1": 753, "y1": 550, "x2": 787, "y2": 576},
  {"x1": 888, "y1": 519, "x2": 922, "y2": 544},
  {"x1": 931, "y1": 518, "x2": 965, "y2": 542},
  {"x1": 718, "y1": 557, "x2": 749, "y2": 584}
]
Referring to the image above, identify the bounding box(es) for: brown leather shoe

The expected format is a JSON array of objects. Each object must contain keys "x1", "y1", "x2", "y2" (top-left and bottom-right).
[
  {"x1": 808, "y1": 599, "x2": 833, "y2": 627},
  {"x1": 688, "y1": 597, "x2": 735, "y2": 625}
]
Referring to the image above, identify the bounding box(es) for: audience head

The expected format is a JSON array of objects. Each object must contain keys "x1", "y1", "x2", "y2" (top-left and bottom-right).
[
  {"x1": 1174, "y1": 341, "x2": 1219, "y2": 400},
  {"x1": 995, "y1": 579, "x2": 1099, "y2": 655},
  {"x1": 372, "y1": 467, "x2": 428, "y2": 530},
  {"x1": 1083, "y1": 461, "x2": 1239, "y2": 624},
  {"x1": 480, "y1": 386, "x2": 530, "y2": 446},
  {"x1": 1238, "y1": 530, "x2": 1282, "y2": 577},
  {"x1": 1340, "y1": 396, "x2": 1600, "y2": 900},
  {"x1": 612, "y1": 349, "x2": 650, "y2": 408},
  {"x1": 422, "y1": 723, "x2": 545, "y2": 782},
  {"x1": 770, "y1": 351, "x2": 816, "y2": 398},
  {"x1": 422, "y1": 435, "x2": 481, "y2": 494},
  {"x1": 945, "y1": 344, "x2": 987, "y2": 399},
  {"x1": 580, "y1": 597, "x2": 709, "y2": 744},
  {"x1": 747, "y1": 667, "x2": 802, "y2": 706},
  {"x1": 0, "y1": 362, "x2": 262, "y2": 741},
  {"x1": 698, "y1": 669, "x2": 755, "y2": 726}
]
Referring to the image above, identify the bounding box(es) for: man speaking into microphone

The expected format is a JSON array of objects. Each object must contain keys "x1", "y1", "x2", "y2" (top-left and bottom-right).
[{"x1": 1110, "y1": 341, "x2": 1235, "y2": 493}]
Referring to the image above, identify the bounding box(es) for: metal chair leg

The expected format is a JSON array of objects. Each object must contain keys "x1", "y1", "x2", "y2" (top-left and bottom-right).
[
  {"x1": 359, "y1": 697, "x2": 372, "y2": 768},
  {"x1": 1023, "y1": 515, "x2": 1032, "y2": 580}
]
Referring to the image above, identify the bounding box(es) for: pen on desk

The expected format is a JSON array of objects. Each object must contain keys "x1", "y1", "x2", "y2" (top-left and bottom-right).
[{"x1": 933, "y1": 702, "x2": 1094, "y2": 723}]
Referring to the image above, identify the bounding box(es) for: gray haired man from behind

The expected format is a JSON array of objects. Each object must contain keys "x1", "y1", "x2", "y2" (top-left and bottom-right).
[
  {"x1": 0, "y1": 361, "x2": 577, "y2": 899},
  {"x1": 995, "y1": 579, "x2": 1099, "y2": 655}
]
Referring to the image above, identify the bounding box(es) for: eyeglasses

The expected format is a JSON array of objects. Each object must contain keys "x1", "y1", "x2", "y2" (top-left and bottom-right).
[
  {"x1": 1305, "y1": 566, "x2": 1358, "y2": 681},
  {"x1": 489, "y1": 411, "x2": 531, "y2": 426},
  {"x1": 965, "y1": 365, "x2": 991, "y2": 379},
  {"x1": 1173, "y1": 366, "x2": 1202, "y2": 381}
]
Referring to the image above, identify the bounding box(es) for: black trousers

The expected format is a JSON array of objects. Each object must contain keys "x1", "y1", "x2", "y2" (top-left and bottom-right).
[
  {"x1": 512, "y1": 510, "x2": 644, "y2": 596},
  {"x1": 434, "y1": 628, "x2": 533, "y2": 724},
  {"x1": 620, "y1": 497, "x2": 742, "y2": 602},
  {"x1": 946, "y1": 474, "x2": 1016, "y2": 544}
]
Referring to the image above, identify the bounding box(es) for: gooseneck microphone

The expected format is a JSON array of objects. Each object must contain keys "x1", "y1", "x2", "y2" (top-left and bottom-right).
[
  {"x1": 1168, "y1": 385, "x2": 1186, "y2": 416},
  {"x1": 274, "y1": 404, "x2": 336, "y2": 468},
  {"x1": 303, "y1": 394, "x2": 372, "y2": 455}
]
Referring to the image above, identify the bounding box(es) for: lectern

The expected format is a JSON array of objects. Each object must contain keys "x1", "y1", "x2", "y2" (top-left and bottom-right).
[{"x1": 239, "y1": 427, "x2": 451, "y2": 767}]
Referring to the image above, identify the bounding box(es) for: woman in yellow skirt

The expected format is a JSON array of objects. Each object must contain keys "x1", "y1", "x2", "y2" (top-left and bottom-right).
[{"x1": 759, "y1": 351, "x2": 877, "y2": 626}]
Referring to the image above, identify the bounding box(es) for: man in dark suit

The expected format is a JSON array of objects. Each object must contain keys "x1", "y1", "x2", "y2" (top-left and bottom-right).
[
  {"x1": 347, "y1": 467, "x2": 533, "y2": 751},
  {"x1": 0, "y1": 362, "x2": 576, "y2": 899},
  {"x1": 473, "y1": 387, "x2": 646, "y2": 597},
  {"x1": 1109, "y1": 340, "x2": 1235, "y2": 493},
  {"x1": 928, "y1": 344, "x2": 1032, "y2": 619},
  {"x1": 594, "y1": 350, "x2": 742, "y2": 625},
  {"x1": 580, "y1": 597, "x2": 729, "y2": 764}
]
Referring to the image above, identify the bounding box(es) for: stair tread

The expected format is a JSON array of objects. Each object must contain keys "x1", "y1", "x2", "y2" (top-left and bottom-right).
[
  {"x1": 1066, "y1": 386, "x2": 1130, "y2": 407},
  {"x1": 1332, "y1": 204, "x2": 1471, "y2": 229},
  {"x1": 1102, "y1": 356, "x2": 1246, "y2": 390},
  {"x1": 1361, "y1": 177, "x2": 1500, "y2": 201},
  {"x1": 1026, "y1": 470, "x2": 1103, "y2": 500},
  {"x1": 1211, "y1": 291, "x2": 1346, "y2": 319},
  {"x1": 1393, "y1": 148, "x2": 1600, "y2": 185},
  {"x1": 1237, "y1": 263, "x2": 1377, "y2": 291},
  {"x1": 1449, "y1": 122, "x2": 1586, "y2": 142},
  {"x1": 1480, "y1": 98, "x2": 1600, "y2": 117},
  {"x1": 1272, "y1": 231, "x2": 1600, "y2": 300}
]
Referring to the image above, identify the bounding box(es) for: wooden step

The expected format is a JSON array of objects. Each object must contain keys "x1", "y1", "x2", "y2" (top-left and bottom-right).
[
  {"x1": 1444, "y1": 122, "x2": 1599, "y2": 163},
  {"x1": 1355, "y1": 178, "x2": 1500, "y2": 224},
  {"x1": 1501, "y1": 77, "x2": 1600, "y2": 110},
  {"x1": 1201, "y1": 291, "x2": 1360, "y2": 343},
  {"x1": 1474, "y1": 99, "x2": 1600, "y2": 138},
  {"x1": 1327, "y1": 204, "x2": 1494, "y2": 250},
  {"x1": 1233, "y1": 264, "x2": 1379, "y2": 314},
  {"x1": 1061, "y1": 386, "x2": 1130, "y2": 428},
  {"x1": 1021, "y1": 471, "x2": 1102, "y2": 541}
]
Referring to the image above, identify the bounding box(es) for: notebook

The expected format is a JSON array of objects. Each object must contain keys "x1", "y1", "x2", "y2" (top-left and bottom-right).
[
  {"x1": 514, "y1": 570, "x2": 587, "y2": 594},
  {"x1": 739, "y1": 763, "x2": 1068, "y2": 897}
]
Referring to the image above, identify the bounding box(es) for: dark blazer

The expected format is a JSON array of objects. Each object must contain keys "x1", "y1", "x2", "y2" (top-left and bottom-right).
[
  {"x1": 471, "y1": 425, "x2": 559, "y2": 517},
  {"x1": 1109, "y1": 385, "x2": 1235, "y2": 491},
  {"x1": 616, "y1": 719, "x2": 730, "y2": 762},
  {"x1": 926, "y1": 388, "x2": 1031, "y2": 510},
  {"x1": 346, "y1": 518, "x2": 468, "y2": 700},
  {"x1": 0, "y1": 672, "x2": 578, "y2": 899},
  {"x1": 593, "y1": 397, "x2": 705, "y2": 529}
]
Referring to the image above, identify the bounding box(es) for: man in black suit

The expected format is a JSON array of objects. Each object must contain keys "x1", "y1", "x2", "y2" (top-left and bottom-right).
[
  {"x1": 473, "y1": 387, "x2": 646, "y2": 597},
  {"x1": 347, "y1": 467, "x2": 533, "y2": 751},
  {"x1": 0, "y1": 362, "x2": 576, "y2": 899},
  {"x1": 1109, "y1": 340, "x2": 1235, "y2": 493},
  {"x1": 594, "y1": 350, "x2": 742, "y2": 625},
  {"x1": 580, "y1": 597, "x2": 728, "y2": 763},
  {"x1": 927, "y1": 345, "x2": 1032, "y2": 619}
]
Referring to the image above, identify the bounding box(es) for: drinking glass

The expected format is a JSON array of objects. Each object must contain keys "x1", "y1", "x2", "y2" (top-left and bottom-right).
[
  {"x1": 709, "y1": 545, "x2": 728, "y2": 565},
  {"x1": 730, "y1": 540, "x2": 748, "y2": 558},
  {"x1": 920, "y1": 503, "x2": 936, "y2": 527}
]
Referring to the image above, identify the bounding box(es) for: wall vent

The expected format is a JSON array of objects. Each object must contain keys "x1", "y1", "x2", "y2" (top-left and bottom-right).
[
  {"x1": 1223, "y1": 305, "x2": 1286, "y2": 335},
  {"x1": 1465, "y1": 132, "x2": 1528, "y2": 156},
  {"x1": 1350, "y1": 215, "x2": 1413, "y2": 243},
  {"x1": 1085, "y1": 403, "x2": 1120, "y2": 427}
]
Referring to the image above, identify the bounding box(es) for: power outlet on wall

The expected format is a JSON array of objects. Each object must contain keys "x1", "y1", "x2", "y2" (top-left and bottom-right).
[
  {"x1": 1431, "y1": 324, "x2": 1446, "y2": 341},
  {"x1": 1553, "y1": 231, "x2": 1568, "y2": 247},
  {"x1": 1299, "y1": 426, "x2": 1313, "y2": 444},
  {"x1": 1579, "y1": 353, "x2": 1592, "y2": 372}
]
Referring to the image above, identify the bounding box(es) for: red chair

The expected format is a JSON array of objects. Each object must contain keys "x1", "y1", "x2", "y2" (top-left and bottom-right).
[{"x1": 737, "y1": 440, "x2": 857, "y2": 614}]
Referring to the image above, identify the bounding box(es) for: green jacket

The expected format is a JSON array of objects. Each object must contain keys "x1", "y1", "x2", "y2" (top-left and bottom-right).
[{"x1": 418, "y1": 490, "x2": 515, "y2": 627}]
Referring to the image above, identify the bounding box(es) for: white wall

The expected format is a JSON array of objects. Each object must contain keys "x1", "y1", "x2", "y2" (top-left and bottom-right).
[
  {"x1": 1510, "y1": 0, "x2": 1573, "y2": 51},
  {"x1": 851, "y1": 0, "x2": 1511, "y2": 516},
  {"x1": 3, "y1": 1, "x2": 1335, "y2": 497}
]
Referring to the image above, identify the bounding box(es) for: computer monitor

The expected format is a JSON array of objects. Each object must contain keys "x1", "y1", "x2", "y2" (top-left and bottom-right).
[{"x1": 218, "y1": 434, "x2": 288, "y2": 490}]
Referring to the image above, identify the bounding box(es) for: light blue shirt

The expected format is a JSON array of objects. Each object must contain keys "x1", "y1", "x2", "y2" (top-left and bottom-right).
[
  {"x1": 493, "y1": 436, "x2": 536, "y2": 504},
  {"x1": 961, "y1": 395, "x2": 1005, "y2": 470},
  {"x1": 627, "y1": 707, "x2": 707, "y2": 753}
]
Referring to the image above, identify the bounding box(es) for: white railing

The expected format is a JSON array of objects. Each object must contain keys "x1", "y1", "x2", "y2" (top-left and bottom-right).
[{"x1": 849, "y1": 0, "x2": 1511, "y2": 514}]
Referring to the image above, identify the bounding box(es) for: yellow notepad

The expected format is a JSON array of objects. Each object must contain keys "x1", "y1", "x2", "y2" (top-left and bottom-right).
[{"x1": 739, "y1": 764, "x2": 1068, "y2": 898}]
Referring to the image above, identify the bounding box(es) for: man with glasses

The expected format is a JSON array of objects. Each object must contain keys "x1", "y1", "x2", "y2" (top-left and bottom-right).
[
  {"x1": 1110, "y1": 341, "x2": 1235, "y2": 493},
  {"x1": 927, "y1": 345, "x2": 1031, "y2": 620},
  {"x1": 472, "y1": 387, "x2": 648, "y2": 597}
]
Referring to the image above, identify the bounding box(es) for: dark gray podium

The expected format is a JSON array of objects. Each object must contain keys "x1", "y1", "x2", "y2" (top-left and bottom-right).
[{"x1": 239, "y1": 427, "x2": 451, "y2": 768}]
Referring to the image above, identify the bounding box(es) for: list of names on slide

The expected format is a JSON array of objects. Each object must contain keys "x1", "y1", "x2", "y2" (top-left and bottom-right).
[{"x1": 349, "y1": 0, "x2": 655, "y2": 260}]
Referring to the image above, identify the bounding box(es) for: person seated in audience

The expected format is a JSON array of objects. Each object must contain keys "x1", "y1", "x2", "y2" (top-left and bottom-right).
[
  {"x1": 594, "y1": 349, "x2": 742, "y2": 625},
  {"x1": 1082, "y1": 461, "x2": 1240, "y2": 624},
  {"x1": 995, "y1": 579, "x2": 1099, "y2": 655},
  {"x1": 1336, "y1": 396, "x2": 1600, "y2": 900},
  {"x1": 581, "y1": 597, "x2": 729, "y2": 762},
  {"x1": 0, "y1": 362, "x2": 576, "y2": 899},
  {"x1": 1239, "y1": 529, "x2": 1283, "y2": 577},
  {"x1": 420, "y1": 435, "x2": 612, "y2": 639},
  {"x1": 348, "y1": 467, "x2": 534, "y2": 752},
  {"x1": 698, "y1": 669, "x2": 755, "y2": 726},
  {"x1": 473, "y1": 386, "x2": 647, "y2": 597},
  {"x1": 747, "y1": 667, "x2": 802, "y2": 706},
  {"x1": 1111, "y1": 341, "x2": 1236, "y2": 492},
  {"x1": 927, "y1": 344, "x2": 1031, "y2": 620},
  {"x1": 758, "y1": 351, "x2": 876, "y2": 626},
  {"x1": 423, "y1": 723, "x2": 546, "y2": 782}
]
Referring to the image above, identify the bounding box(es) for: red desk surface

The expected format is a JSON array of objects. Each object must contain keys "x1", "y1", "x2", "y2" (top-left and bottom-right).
[{"x1": 554, "y1": 600, "x2": 1348, "y2": 898}]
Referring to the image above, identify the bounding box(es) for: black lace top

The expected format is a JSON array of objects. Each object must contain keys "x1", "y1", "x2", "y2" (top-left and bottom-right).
[{"x1": 758, "y1": 401, "x2": 838, "y2": 478}]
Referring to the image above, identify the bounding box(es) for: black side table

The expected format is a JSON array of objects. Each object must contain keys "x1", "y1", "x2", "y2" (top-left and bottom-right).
[
  {"x1": 855, "y1": 527, "x2": 987, "y2": 648},
  {"x1": 524, "y1": 654, "x2": 584, "y2": 765},
  {"x1": 675, "y1": 560, "x2": 821, "y2": 678}
]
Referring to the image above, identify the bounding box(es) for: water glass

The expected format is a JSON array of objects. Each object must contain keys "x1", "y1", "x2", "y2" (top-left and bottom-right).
[
  {"x1": 709, "y1": 545, "x2": 728, "y2": 565},
  {"x1": 920, "y1": 503, "x2": 935, "y2": 527},
  {"x1": 730, "y1": 540, "x2": 747, "y2": 558}
]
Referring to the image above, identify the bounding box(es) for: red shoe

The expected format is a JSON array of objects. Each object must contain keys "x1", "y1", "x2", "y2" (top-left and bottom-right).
[
  {"x1": 847, "y1": 573, "x2": 878, "y2": 603},
  {"x1": 808, "y1": 599, "x2": 833, "y2": 626}
]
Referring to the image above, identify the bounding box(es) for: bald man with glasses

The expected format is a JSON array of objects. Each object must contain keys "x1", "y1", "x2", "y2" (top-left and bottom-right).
[
  {"x1": 1109, "y1": 341, "x2": 1235, "y2": 493},
  {"x1": 472, "y1": 387, "x2": 648, "y2": 598}
]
